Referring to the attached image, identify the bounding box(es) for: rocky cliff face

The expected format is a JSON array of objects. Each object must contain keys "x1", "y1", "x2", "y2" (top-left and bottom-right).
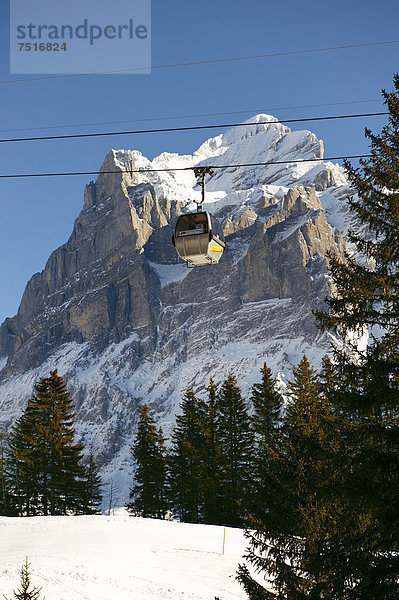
[{"x1": 0, "y1": 115, "x2": 352, "y2": 500}]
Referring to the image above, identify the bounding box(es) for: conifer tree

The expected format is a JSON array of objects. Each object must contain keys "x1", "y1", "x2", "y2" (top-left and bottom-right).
[
  {"x1": 126, "y1": 403, "x2": 167, "y2": 519},
  {"x1": 251, "y1": 364, "x2": 282, "y2": 439},
  {"x1": 0, "y1": 431, "x2": 13, "y2": 516},
  {"x1": 216, "y1": 374, "x2": 252, "y2": 527},
  {"x1": 248, "y1": 363, "x2": 283, "y2": 521},
  {"x1": 0, "y1": 427, "x2": 12, "y2": 515},
  {"x1": 81, "y1": 449, "x2": 103, "y2": 514},
  {"x1": 7, "y1": 370, "x2": 85, "y2": 515},
  {"x1": 31, "y1": 370, "x2": 85, "y2": 515},
  {"x1": 313, "y1": 74, "x2": 399, "y2": 599},
  {"x1": 239, "y1": 76, "x2": 399, "y2": 600},
  {"x1": 201, "y1": 378, "x2": 223, "y2": 525},
  {"x1": 7, "y1": 405, "x2": 40, "y2": 516},
  {"x1": 154, "y1": 426, "x2": 168, "y2": 519},
  {"x1": 168, "y1": 388, "x2": 207, "y2": 523},
  {"x1": 4, "y1": 556, "x2": 44, "y2": 600},
  {"x1": 239, "y1": 356, "x2": 341, "y2": 598}
]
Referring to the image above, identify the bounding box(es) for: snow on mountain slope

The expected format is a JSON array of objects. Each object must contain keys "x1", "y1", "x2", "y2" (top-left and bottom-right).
[
  {"x1": 114, "y1": 113, "x2": 335, "y2": 205},
  {"x1": 0, "y1": 513, "x2": 247, "y2": 600}
]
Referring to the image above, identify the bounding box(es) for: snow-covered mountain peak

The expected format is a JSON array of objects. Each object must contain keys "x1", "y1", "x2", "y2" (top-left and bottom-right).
[
  {"x1": 221, "y1": 113, "x2": 289, "y2": 143},
  {"x1": 104, "y1": 113, "x2": 342, "y2": 214},
  {"x1": 191, "y1": 112, "x2": 320, "y2": 168}
]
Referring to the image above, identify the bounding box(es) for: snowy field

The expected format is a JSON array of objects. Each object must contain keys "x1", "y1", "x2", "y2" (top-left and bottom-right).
[{"x1": 0, "y1": 511, "x2": 248, "y2": 600}]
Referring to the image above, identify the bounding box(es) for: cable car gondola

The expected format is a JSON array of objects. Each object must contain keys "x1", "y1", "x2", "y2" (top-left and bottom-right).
[{"x1": 172, "y1": 167, "x2": 226, "y2": 267}]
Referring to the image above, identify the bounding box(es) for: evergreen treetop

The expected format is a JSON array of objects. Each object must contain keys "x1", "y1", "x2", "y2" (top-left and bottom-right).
[
  {"x1": 201, "y1": 378, "x2": 223, "y2": 525},
  {"x1": 250, "y1": 362, "x2": 282, "y2": 441},
  {"x1": 126, "y1": 402, "x2": 167, "y2": 519},
  {"x1": 168, "y1": 388, "x2": 207, "y2": 523},
  {"x1": 7, "y1": 370, "x2": 90, "y2": 516},
  {"x1": 216, "y1": 373, "x2": 252, "y2": 527},
  {"x1": 316, "y1": 73, "x2": 399, "y2": 346},
  {"x1": 82, "y1": 449, "x2": 103, "y2": 514}
]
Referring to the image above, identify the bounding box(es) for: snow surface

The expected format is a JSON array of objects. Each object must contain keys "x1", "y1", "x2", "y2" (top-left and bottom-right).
[
  {"x1": 148, "y1": 261, "x2": 190, "y2": 287},
  {"x1": 318, "y1": 185, "x2": 353, "y2": 234},
  {"x1": 0, "y1": 512, "x2": 248, "y2": 600}
]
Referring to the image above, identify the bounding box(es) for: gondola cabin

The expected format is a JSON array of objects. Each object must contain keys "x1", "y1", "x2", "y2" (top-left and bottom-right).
[{"x1": 172, "y1": 211, "x2": 226, "y2": 267}]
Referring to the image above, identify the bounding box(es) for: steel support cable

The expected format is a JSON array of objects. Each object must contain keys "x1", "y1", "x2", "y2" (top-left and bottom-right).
[
  {"x1": 0, "y1": 154, "x2": 371, "y2": 179},
  {"x1": 1, "y1": 40, "x2": 398, "y2": 84},
  {"x1": 0, "y1": 98, "x2": 383, "y2": 135},
  {"x1": 0, "y1": 112, "x2": 389, "y2": 144}
]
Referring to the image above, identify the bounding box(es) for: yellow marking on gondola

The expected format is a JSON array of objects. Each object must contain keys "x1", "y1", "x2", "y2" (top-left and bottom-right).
[{"x1": 210, "y1": 246, "x2": 223, "y2": 253}]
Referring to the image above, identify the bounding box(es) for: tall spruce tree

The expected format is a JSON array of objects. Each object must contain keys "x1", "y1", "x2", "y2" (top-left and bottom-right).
[
  {"x1": 7, "y1": 405, "x2": 40, "y2": 516},
  {"x1": 0, "y1": 427, "x2": 13, "y2": 516},
  {"x1": 248, "y1": 363, "x2": 283, "y2": 521},
  {"x1": 216, "y1": 374, "x2": 252, "y2": 527},
  {"x1": 155, "y1": 426, "x2": 168, "y2": 519},
  {"x1": 251, "y1": 364, "x2": 283, "y2": 441},
  {"x1": 201, "y1": 378, "x2": 223, "y2": 525},
  {"x1": 7, "y1": 370, "x2": 86, "y2": 515},
  {"x1": 126, "y1": 403, "x2": 167, "y2": 519},
  {"x1": 31, "y1": 370, "x2": 85, "y2": 515},
  {"x1": 81, "y1": 449, "x2": 103, "y2": 514},
  {"x1": 238, "y1": 356, "x2": 342, "y2": 598},
  {"x1": 312, "y1": 74, "x2": 399, "y2": 599},
  {"x1": 168, "y1": 388, "x2": 207, "y2": 523}
]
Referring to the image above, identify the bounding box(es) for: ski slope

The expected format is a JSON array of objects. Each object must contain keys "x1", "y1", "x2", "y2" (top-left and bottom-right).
[{"x1": 0, "y1": 511, "x2": 248, "y2": 600}]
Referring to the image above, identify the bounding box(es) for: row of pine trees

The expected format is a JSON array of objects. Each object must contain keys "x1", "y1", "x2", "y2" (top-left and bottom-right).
[
  {"x1": 0, "y1": 370, "x2": 102, "y2": 516},
  {"x1": 126, "y1": 366, "x2": 281, "y2": 528},
  {"x1": 125, "y1": 355, "x2": 340, "y2": 529}
]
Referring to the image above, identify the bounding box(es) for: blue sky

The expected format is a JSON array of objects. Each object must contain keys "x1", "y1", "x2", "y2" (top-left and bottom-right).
[{"x1": 0, "y1": 0, "x2": 398, "y2": 324}]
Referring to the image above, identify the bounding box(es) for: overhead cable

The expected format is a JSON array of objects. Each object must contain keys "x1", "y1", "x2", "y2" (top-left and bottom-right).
[
  {"x1": 0, "y1": 98, "x2": 383, "y2": 135},
  {"x1": 1, "y1": 40, "x2": 398, "y2": 84},
  {"x1": 0, "y1": 154, "x2": 371, "y2": 179},
  {"x1": 0, "y1": 112, "x2": 389, "y2": 144}
]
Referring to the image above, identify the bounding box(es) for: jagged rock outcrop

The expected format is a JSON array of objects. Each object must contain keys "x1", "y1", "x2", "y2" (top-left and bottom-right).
[
  {"x1": 0, "y1": 116, "x2": 351, "y2": 500},
  {"x1": 0, "y1": 151, "x2": 183, "y2": 376}
]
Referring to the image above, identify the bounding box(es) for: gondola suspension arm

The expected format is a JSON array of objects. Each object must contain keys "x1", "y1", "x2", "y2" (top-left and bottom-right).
[{"x1": 193, "y1": 166, "x2": 215, "y2": 212}]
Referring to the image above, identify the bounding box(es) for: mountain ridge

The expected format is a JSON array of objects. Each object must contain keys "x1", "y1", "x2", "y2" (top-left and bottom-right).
[{"x1": 0, "y1": 115, "x2": 352, "y2": 501}]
